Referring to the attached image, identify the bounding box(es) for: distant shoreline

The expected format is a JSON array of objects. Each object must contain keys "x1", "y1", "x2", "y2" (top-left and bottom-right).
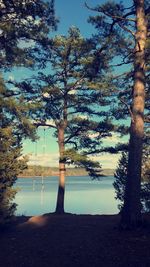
[
  {"x1": 18, "y1": 166, "x2": 115, "y2": 178},
  {"x1": 18, "y1": 170, "x2": 115, "y2": 179}
]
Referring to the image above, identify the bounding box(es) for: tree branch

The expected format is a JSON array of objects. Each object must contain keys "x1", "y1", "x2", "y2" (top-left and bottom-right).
[
  {"x1": 65, "y1": 128, "x2": 81, "y2": 144},
  {"x1": 66, "y1": 141, "x2": 78, "y2": 149},
  {"x1": 68, "y1": 75, "x2": 85, "y2": 91},
  {"x1": 33, "y1": 121, "x2": 57, "y2": 129},
  {"x1": 144, "y1": 117, "x2": 150, "y2": 123},
  {"x1": 119, "y1": 97, "x2": 134, "y2": 122},
  {"x1": 110, "y1": 59, "x2": 133, "y2": 68},
  {"x1": 85, "y1": 2, "x2": 136, "y2": 22},
  {"x1": 118, "y1": 22, "x2": 136, "y2": 37},
  {"x1": 111, "y1": 71, "x2": 132, "y2": 79}
]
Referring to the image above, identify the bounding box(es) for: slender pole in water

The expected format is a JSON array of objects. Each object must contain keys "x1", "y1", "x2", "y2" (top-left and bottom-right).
[
  {"x1": 41, "y1": 175, "x2": 44, "y2": 190},
  {"x1": 32, "y1": 179, "x2": 36, "y2": 191}
]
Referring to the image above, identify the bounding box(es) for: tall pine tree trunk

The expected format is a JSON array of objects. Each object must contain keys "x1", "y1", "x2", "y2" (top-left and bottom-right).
[
  {"x1": 121, "y1": 0, "x2": 147, "y2": 228},
  {"x1": 55, "y1": 127, "x2": 66, "y2": 214}
]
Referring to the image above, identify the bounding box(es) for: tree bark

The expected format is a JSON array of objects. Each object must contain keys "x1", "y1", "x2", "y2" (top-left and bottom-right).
[
  {"x1": 121, "y1": 0, "x2": 147, "y2": 228},
  {"x1": 55, "y1": 127, "x2": 66, "y2": 214}
]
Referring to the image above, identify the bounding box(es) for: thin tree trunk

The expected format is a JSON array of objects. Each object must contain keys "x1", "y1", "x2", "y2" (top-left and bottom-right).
[
  {"x1": 121, "y1": 0, "x2": 147, "y2": 228},
  {"x1": 55, "y1": 127, "x2": 66, "y2": 214}
]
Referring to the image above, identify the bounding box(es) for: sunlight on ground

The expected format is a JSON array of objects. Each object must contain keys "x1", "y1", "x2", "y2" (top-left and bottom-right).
[{"x1": 22, "y1": 216, "x2": 49, "y2": 227}]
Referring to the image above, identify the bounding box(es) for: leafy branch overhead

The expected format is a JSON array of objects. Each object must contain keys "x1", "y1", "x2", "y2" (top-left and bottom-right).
[{"x1": 0, "y1": 0, "x2": 57, "y2": 69}]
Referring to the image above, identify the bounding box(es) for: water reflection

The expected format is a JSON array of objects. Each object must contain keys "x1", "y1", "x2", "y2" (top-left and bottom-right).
[{"x1": 15, "y1": 176, "x2": 119, "y2": 216}]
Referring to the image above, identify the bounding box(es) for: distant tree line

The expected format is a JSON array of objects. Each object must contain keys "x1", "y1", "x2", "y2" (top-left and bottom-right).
[
  {"x1": 19, "y1": 165, "x2": 114, "y2": 177},
  {"x1": 20, "y1": 166, "x2": 88, "y2": 177}
]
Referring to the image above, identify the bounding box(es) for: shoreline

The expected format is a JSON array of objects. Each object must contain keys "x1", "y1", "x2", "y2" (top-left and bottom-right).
[
  {"x1": 17, "y1": 175, "x2": 109, "y2": 178},
  {"x1": 19, "y1": 167, "x2": 115, "y2": 178}
]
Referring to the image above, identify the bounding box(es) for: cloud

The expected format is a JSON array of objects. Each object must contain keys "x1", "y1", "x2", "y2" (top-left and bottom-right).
[
  {"x1": 88, "y1": 132, "x2": 126, "y2": 145},
  {"x1": 8, "y1": 75, "x2": 15, "y2": 81},
  {"x1": 27, "y1": 151, "x2": 120, "y2": 170},
  {"x1": 103, "y1": 133, "x2": 125, "y2": 146},
  {"x1": 88, "y1": 133, "x2": 99, "y2": 138},
  {"x1": 18, "y1": 39, "x2": 35, "y2": 49},
  {"x1": 28, "y1": 152, "x2": 59, "y2": 167},
  {"x1": 45, "y1": 119, "x2": 56, "y2": 127},
  {"x1": 91, "y1": 153, "x2": 121, "y2": 169},
  {"x1": 68, "y1": 89, "x2": 76, "y2": 95}
]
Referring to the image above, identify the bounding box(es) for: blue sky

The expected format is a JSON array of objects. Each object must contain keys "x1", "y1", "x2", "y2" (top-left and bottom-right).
[
  {"x1": 55, "y1": 0, "x2": 133, "y2": 36},
  {"x1": 19, "y1": 0, "x2": 132, "y2": 168},
  {"x1": 55, "y1": 0, "x2": 100, "y2": 36}
]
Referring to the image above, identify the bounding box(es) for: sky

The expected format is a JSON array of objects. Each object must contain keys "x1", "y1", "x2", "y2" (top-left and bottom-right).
[
  {"x1": 55, "y1": 0, "x2": 132, "y2": 36},
  {"x1": 55, "y1": 0, "x2": 100, "y2": 36},
  {"x1": 20, "y1": 0, "x2": 132, "y2": 169}
]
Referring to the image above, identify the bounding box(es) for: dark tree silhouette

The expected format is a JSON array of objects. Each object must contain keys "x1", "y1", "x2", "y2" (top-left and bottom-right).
[
  {"x1": 87, "y1": 0, "x2": 149, "y2": 228},
  {"x1": 0, "y1": 0, "x2": 56, "y2": 224}
]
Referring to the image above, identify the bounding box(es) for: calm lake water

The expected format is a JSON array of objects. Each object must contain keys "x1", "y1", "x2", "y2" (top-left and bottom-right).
[{"x1": 15, "y1": 176, "x2": 119, "y2": 216}]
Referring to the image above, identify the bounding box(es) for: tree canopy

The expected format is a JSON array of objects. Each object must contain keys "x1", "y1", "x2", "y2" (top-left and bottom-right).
[
  {"x1": 22, "y1": 26, "x2": 117, "y2": 213},
  {"x1": 0, "y1": 0, "x2": 56, "y2": 69},
  {"x1": 0, "y1": 0, "x2": 56, "y2": 224}
]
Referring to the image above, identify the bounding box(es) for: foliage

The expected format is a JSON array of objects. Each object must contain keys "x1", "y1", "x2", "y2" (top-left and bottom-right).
[
  {"x1": 87, "y1": 0, "x2": 150, "y2": 134},
  {"x1": 113, "y1": 150, "x2": 150, "y2": 212},
  {"x1": 63, "y1": 149, "x2": 102, "y2": 179},
  {"x1": 0, "y1": 0, "x2": 57, "y2": 70},
  {"x1": 113, "y1": 152, "x2": 128, "y2": 211},
  {"x1": 28, "y1": 27, "x2": 115, "y2": 178},
  {"x1": 0, "y1": 61, "x2": 43, "y2": 224},
  {"x1": 87, "y1": 0, "x2": 150, "y2": 227},
  {"x1": 0, "y1": 127, "x2": 27, "y2": 225},
  {"x1": 0, "y1": 0, "x2": 56, "y2": 223},
  {"x1": 0, "y1": 78, "x2": 30, "y2": 225}
]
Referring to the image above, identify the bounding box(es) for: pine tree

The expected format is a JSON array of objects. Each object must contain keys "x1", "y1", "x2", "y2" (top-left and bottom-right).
[
  {"x1": 0, "y1": 1, "x2": 56, "y2": 224},
  {"x1": 0, "y1": 128, "x2": 26, "y2": 225},
  {"x1": 0, "y1": 0, "x2": 56, "y2": 69},
  {"x1": 113, "y1": 152, "x2": 128, "y2": 211},
  {"x1": 0, "y1": 77, "x2": 30, "y2": 225},
  {"x1": 28, "y1": 27, "x2": 114, "y2": 214},
  {"x1": 114, "y1": 148, "x2": 150, "y2": 213},
  {"x1": 87, "y1": 0, "x2": 149, "y2": 228}
]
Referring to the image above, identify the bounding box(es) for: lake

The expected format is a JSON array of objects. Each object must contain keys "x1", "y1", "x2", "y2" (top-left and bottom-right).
[{"x1": 15, "y1": 176, "x2": 119, "y2": 216}]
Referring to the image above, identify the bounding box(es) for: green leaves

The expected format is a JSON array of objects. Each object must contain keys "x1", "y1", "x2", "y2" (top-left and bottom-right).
[
  {"x1": 0, "y1": 122, "x2": 27, "y2": 224},
  {"x1": 28, "y1": 26, "x2": 115, "y2": 178},
  {"x1": 0, "y1": 0, "x2": 57, "y2": 69},
  {"x1": 63, "y1": 149, "x2": 102, "y2": 179},
  {"x1": 0, "y1": 0, "x2": 57, "y2": 224},
  {"x1": 114, "y1": 149, "x2": 150, "y2": 213},
  {"x1": 0, "y1": 77, "x2": 36, "y2": 225}
]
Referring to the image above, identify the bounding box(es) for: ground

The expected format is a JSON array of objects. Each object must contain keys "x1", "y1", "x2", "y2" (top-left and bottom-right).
[{"x1": 0, "y1": 214, "x2": 150, "y2": 267}]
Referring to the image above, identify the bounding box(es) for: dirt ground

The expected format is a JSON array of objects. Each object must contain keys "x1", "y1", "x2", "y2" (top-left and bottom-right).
[{"x1": 0, "y1": 213, "x2": 150, "y2": 267}]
